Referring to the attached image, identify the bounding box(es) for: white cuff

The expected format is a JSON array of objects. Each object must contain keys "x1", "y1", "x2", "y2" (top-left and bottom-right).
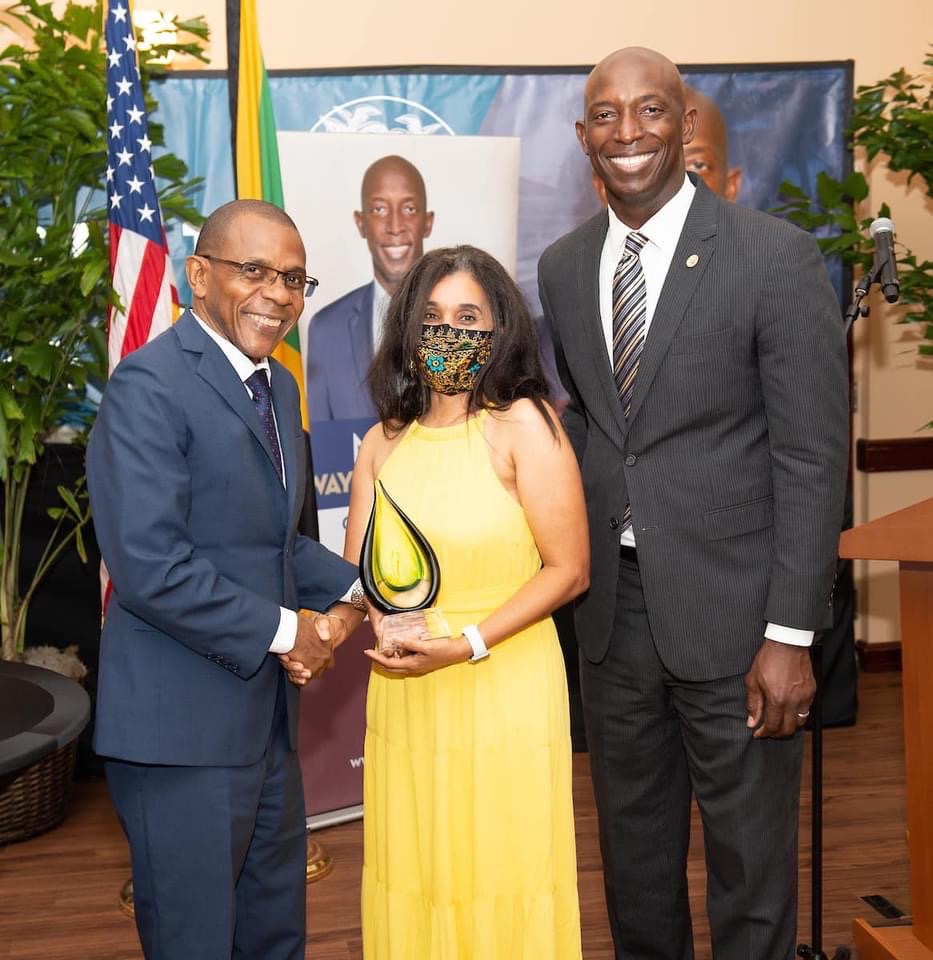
[
  {"x1": 269, "y1": 607, "x2": 298, "y2": 654},
  {"x1": 764, "y1": 622, "x2": 814, "y2": 647}
]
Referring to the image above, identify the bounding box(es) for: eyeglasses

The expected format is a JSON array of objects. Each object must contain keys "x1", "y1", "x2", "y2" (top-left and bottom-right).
[{"x1": 200, "y1": 255, "x2": 319, "y2": 298}]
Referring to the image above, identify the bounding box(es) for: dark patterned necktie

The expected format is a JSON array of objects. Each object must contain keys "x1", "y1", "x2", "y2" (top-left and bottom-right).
[
  {"x1": 245, "y1": 370, "x2": 283, "y2": 482},
  {"x1": 611, "y1": 230, "x2": 648, "y2": 532}
]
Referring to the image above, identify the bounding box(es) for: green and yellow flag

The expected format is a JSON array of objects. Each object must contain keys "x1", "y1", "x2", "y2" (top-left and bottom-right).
[{"x1": 226, "y1": 0, "x2": 308, "y2": 429}]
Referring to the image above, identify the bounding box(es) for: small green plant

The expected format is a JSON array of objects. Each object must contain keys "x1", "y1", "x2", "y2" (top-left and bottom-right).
[
  {"x1": 775, "y1": 51, "x2": 933, "y2": 365},
  {"x1": 0, "y1": 0, "x2": 207, "y2": 659}
]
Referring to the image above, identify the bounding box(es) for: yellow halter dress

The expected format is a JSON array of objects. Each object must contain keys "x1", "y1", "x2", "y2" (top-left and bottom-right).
[{"x1": 361, "y1": 411, "x2": 582, "y2": 959}]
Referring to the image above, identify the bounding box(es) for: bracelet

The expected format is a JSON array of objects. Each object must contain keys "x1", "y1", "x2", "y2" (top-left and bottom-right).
[
  {"x1": 462, "y1": 624, "x2": 489, "y2": 663},
  {"x1": 349, "y1": 579, "x2": 367, "y2": 612}
]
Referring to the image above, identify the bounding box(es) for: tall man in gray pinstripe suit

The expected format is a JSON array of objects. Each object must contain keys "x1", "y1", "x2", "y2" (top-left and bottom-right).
[{"x1": 538, "y1": 48, "x2": 848, "y2": 959}]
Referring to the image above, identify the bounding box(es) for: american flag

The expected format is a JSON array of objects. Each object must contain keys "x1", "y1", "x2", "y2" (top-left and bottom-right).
[
  {"x1": 102, "y1": 2, "x2": 179, "y2": 612},
  {"x1": 105, "y1": 1, "x2": 178, "y2": 375}
]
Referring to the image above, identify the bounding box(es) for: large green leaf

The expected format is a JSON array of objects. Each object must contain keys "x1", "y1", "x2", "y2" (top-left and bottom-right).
[
  {"x1": 0, "y1": 388, "x2": 24, "y2": 421},
  {"x1": 16, "y1": 343, "x2": 58, "y2": 379},
  {"x1": 0, "y1": 409, "x2": 8, "y2": 481},
  {"x1": 57, "y1": 484, "x2": 81, "y2": 518},
  {"x1": 79, "y1": 258, "x2": 106, "y2": 297}
]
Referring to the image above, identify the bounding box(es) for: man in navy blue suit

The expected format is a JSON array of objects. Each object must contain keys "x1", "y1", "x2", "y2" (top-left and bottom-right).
[
  {"x1": 306, "y1": 154, "x2": 434, "y2": 420},
  {"x1": 87, "y1": 199, "x2": 365, "y2": 960}
]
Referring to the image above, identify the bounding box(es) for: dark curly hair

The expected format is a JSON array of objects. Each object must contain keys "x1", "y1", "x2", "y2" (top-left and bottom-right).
[{"x1": 367, "y1": 245, "x2": 555, "y2": 435}]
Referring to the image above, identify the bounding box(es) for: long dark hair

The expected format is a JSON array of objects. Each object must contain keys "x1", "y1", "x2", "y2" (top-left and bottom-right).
[{"x1": 367, "y1": 245, "x2": 555, "y2": 434}]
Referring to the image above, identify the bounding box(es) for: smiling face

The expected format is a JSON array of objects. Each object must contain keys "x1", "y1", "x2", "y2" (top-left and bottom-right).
[
  {"x1": 354, "y1": 157, "x2": 434, "y2": 295},
  {"x1": 577, "y1": 47, "x2": 696, "y2": 228},
  {"x1": 186, "y1": 211, "x2": 307, "y2": 362}
]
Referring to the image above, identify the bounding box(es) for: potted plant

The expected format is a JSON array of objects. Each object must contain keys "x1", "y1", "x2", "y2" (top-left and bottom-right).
[
  {"x1": 0, "y1": 0, "x2": 206, "y2": 842},
  {"x1": 775, "y1": 50, "x2": 932, "y2": 422}
]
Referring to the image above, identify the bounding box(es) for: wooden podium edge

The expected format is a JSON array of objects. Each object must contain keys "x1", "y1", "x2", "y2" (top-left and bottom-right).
[
  {"x1": 839, "y1": 498, "x2": 933, "y2": 563},
  {"x1": 854, "y1": 918, "x2": 933, "y2": 959}
]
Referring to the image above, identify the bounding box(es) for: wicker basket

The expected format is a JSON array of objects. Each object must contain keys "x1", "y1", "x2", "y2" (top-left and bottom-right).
[{"x1": 0, "y1": 738, "x2": 79, "y2": 845}]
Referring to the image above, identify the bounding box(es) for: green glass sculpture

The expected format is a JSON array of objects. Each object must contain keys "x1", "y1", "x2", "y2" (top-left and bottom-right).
[{"x1": 360, "y1": 481, "x2": 440, "y2": 614}]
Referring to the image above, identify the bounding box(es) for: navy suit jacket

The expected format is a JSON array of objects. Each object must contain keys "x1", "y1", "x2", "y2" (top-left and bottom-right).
[
  {"x1": 87, "y1": 310, "x2": 357, "y2": 766},
  {"x1": 306, "y1": 281, "x2": 378, "y2": 421}
]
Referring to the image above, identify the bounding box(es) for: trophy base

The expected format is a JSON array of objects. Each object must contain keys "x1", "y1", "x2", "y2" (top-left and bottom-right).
[{"x1": 378, "y1": 608, "x2": 450, "y2": 656}]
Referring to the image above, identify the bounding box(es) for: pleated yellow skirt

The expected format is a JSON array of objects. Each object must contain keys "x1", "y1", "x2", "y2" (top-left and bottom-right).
[{"x1": 361, "y1": 414, "x2": 582, "y2": 959}]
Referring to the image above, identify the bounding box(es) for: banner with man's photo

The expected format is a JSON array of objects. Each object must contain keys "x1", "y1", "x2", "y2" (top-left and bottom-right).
[{"x1": 152, "y1": 62, "x2": 852, "y2": 824}]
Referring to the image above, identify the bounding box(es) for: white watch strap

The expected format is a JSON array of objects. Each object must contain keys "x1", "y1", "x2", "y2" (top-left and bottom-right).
[{"x1": 463, "y1": 624, "x2": 489, "y2": 663}]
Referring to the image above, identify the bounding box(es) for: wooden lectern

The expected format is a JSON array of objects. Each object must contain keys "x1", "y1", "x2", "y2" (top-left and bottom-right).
[{"x1": 840, "y1": 498, "x2": 933, "y2": 960}]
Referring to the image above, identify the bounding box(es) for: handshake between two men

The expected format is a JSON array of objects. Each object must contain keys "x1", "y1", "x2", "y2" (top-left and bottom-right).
[{"x1": 278, "y1": 603, "x2": 365, "y2": 685}]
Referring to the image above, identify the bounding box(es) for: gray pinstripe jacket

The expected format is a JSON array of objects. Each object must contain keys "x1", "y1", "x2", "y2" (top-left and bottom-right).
[{"x1": 539, "y1": 176, "x2": 849, "y2": 680}]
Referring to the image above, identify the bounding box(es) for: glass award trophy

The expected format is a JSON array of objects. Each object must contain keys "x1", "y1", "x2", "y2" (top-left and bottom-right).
[{"x1": 359, "y1": 481, "x2": 450, "y2": 656}]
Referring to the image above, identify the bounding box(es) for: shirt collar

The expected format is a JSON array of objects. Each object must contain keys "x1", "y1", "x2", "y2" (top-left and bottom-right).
[
  {"x1": 192, "y1": 311, "x2": 271, "y2": 384},
  {"x1": 606, "y1": 174, "x2": 696, "y2": 257}
]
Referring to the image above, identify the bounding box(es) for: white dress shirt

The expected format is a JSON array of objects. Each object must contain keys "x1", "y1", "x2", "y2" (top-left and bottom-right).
[
  {"x1": 596, "y1": 178, "x2": 812, "y2": 647},
  {"x1": 371, "y1": 280, "x2": 391, "y2": 353}
]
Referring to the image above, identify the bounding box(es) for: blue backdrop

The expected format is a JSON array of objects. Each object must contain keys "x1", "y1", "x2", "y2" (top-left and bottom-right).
[{"x1": 152, "y1": 62, "x2": 852, "y2": 308}]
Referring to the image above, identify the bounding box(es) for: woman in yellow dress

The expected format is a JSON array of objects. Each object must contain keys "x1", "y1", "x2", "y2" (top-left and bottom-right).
[{"x1": 346, "y1": 245, "x2": 588, "y2": 959}]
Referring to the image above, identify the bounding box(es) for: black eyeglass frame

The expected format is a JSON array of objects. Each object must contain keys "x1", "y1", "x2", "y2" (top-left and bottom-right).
[{"x1": 200, "y1": 254, "x2": 319, "y2": 298}]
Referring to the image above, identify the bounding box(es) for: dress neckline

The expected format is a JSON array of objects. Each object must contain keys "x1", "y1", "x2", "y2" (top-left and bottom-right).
[{"x1": 410, "y1": 409, "x2": 489, "y2": 439}]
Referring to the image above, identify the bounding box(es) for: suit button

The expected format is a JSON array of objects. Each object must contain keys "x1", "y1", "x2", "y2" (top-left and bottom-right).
[
  {"x1": 609, "y1": 517, "x2": 620, "y2": 530},
  {"x1": 625, "y1": 454, "x2": 637, "y2": 466}
]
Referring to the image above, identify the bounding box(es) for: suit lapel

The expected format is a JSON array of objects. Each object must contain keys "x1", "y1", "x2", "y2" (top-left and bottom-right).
[
  {"x1": 176, "y1": 311, "x2": 287, "y2": 491},
  {"x1": 348, "y1": 283, "x2": 375, "y2": 389},
  {"x1": 626, "y1": 181, "x2": 719, "y2": 427},
  {"x1": 574, "y1": 215, "x2": 629, "y2": 443},
  {"x1": 270, "y1": 362, "x2": 300, "y2": 525}
]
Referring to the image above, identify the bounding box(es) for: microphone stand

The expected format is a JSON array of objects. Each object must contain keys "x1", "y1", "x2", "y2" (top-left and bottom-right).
[
  {"x1": 796, "y1": 635, "x2": 851, "y2": 960},
  {"x1": 842, "y1": 264, "x2": 875, "y2": 335},
  {"x1": 797, "y1": 260, "x2": 898, "y2": 960}
]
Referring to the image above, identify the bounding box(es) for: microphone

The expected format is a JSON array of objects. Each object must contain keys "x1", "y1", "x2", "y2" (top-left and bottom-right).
[{"x1": 869, "y1": 218, "x2": 900, "y2": 303}]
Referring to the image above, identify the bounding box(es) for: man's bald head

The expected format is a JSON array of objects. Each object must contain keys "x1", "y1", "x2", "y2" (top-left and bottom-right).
[
  {"x1": 584, "y1": 47, "x2": 687, "y2": 116},
  {"x1": 195, "y1": 199, "x2": 299, "y2": 256},
  {"x1": 354, "y1": 154, "x2": 434, "y2": 294},
  {"x1": 360, "y1": 155, "x2": 427, "y2": 209},
  {"x1": 683, "y1": 85, "x2": 743, "y2": 201}
]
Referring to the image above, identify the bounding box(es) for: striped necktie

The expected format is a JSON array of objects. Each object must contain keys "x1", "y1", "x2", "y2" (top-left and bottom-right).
[
  {"x1": 611, "y1": 230, "x2": 648, "y2": 532},
  {"x1": 612, "y1": 230, "x2": 649, "y2": 417},
  {"x1": 245, "y1": 370, "x2": 284, "y2": 483}
]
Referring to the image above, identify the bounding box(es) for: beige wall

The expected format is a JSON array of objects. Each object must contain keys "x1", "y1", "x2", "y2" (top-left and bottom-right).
[
  {"x1": 5, "y1": 0, "x2": 930, "y2": 643},
  {"x1": 145, "y1": 0, "x2": 929, "y2": 85}
]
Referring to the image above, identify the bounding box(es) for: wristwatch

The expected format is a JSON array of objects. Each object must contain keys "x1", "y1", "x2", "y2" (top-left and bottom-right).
[
  {"x1": 349, "y1": 579, "x2": 367, "y2": 612},
  {"x1": 462, "y1": 624, "x2": 489, "y2": 663}
]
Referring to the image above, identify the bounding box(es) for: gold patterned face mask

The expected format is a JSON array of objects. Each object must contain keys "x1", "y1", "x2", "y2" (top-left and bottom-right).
[{"x1": 416, "y1": 324, "x2": 493, "y2": 395}]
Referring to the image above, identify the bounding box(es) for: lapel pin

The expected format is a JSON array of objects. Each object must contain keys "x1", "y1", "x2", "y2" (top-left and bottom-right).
[{"x1": 686, "y1": 254, "x2": 699, "y2": 268}]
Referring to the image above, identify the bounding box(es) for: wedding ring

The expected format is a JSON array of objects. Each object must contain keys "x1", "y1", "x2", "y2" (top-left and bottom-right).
[{"x1": 797, "y1": 711, "x2": 810, "y2": 718}]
